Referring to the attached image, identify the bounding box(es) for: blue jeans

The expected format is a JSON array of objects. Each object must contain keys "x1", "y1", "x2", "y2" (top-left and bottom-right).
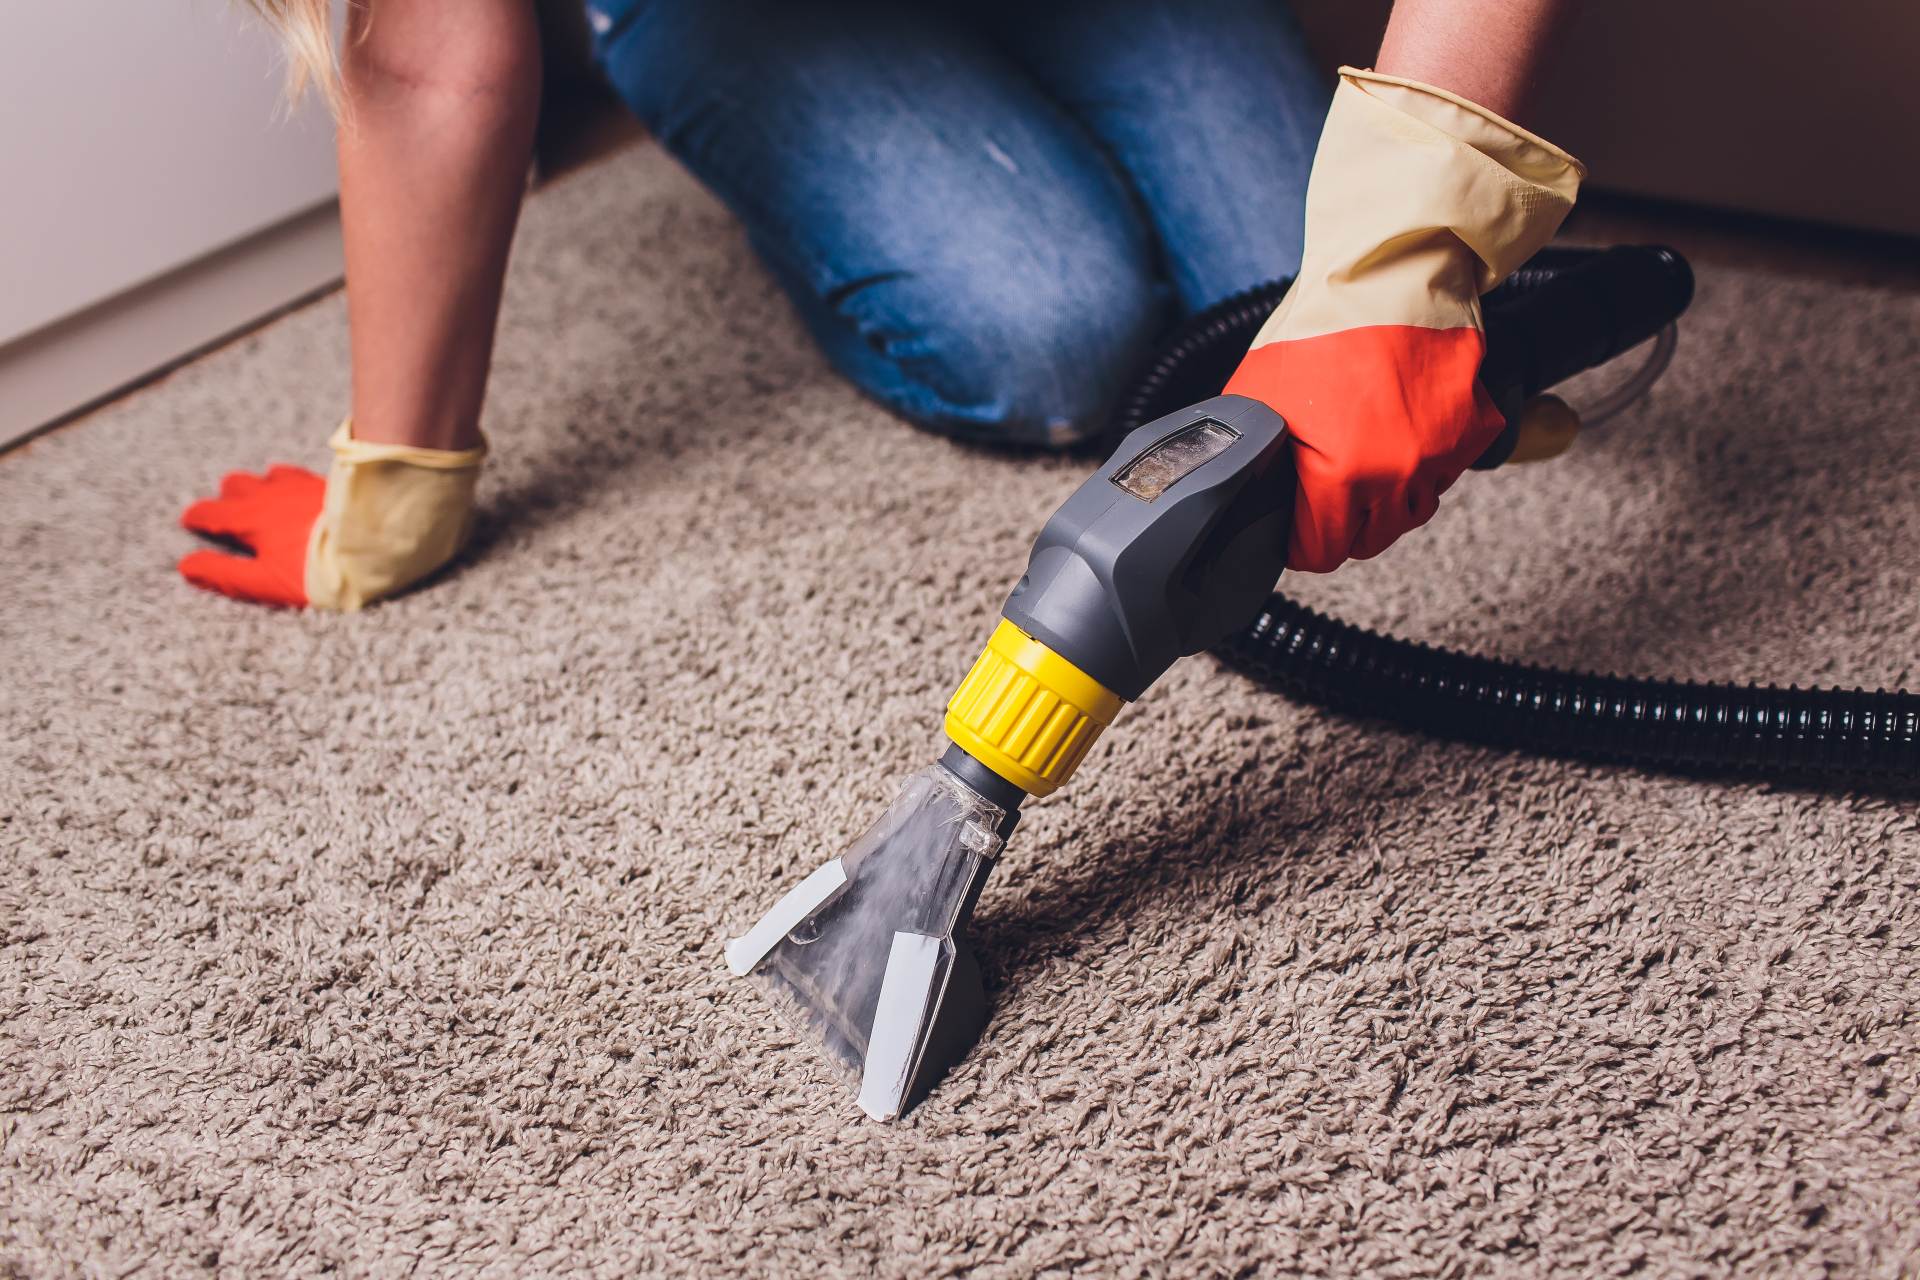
[{"x1": 589, "y1": 0, "x2": 1326, "y2": 447}]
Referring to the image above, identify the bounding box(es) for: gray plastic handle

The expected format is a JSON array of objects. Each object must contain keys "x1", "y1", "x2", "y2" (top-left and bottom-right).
[{"x1": 1001, "y1": 395, "x2": 1291, "y2": 701}]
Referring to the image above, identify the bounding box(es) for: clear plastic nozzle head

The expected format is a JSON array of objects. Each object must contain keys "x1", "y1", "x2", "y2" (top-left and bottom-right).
[{"x1": 725, "y1": 763, "x2": 1008, "y2": 1121}]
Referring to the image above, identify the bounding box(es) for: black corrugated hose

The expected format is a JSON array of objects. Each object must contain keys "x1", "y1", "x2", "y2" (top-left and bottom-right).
[{"x1": 1115, "y1": 251, "x2": 1919, "y2": 778}]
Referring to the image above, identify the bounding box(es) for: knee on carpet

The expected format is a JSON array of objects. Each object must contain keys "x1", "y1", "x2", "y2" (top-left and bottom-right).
[{"x1": 844, "y1": 254, "x2": 1165, "y2": 451}]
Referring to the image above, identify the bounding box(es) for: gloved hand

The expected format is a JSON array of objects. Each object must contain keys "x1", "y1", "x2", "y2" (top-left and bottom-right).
[
  {"x1": 1224, "y1": 67, "x2": 1584, "y2": 572},
  {"x1": 178, "y1": 422, "x2": 486, "y2": 610}
]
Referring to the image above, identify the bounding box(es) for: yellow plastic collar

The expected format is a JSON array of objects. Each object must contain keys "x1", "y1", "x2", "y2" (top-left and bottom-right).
[
  {"x1": 1506, "y1": 394, "x2": 1582, "y2": 463},
  {"x1": 945, "y1": 620, "x2": 1123, "y2": 797}
]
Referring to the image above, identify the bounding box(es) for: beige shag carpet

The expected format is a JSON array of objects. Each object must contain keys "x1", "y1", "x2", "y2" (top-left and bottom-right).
[{"x1": 3, "y1": 144, "x2": 1918, "y2": 1277}]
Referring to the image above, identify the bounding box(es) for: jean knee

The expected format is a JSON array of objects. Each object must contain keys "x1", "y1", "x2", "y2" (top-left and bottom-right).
[
  {"x1": 958, "y1": 276, "x2": 1163, "y2": 447},
  {"x1": 820, "y1": 250, "x2": 1165, "y2": 451},
  {"x1": 588, "y1": 0, "x2": 1170, "y2": 448}
]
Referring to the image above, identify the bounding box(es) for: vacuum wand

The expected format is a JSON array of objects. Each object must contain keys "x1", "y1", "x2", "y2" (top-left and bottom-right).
[{"x1": 727, "y1": 244, "x2": 1696, "y2": 1121}]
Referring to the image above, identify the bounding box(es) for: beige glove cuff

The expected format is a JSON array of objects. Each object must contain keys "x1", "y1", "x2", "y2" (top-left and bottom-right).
[
  {"x1": 304, "y1": 420, "x2": 488, "y2": 612},
  {"x1": 1258, "y1": 66, "x2": 1585, "y2": 346}
]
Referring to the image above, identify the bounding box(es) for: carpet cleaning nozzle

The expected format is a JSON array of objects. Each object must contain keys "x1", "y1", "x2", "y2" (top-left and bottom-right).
[
  {"x1": 728, "y1": 395, "x2": 1296, "y2": 1118},
  {"x1": 729, "y1": 247, "x2": 1703, "y2": 1120},
  {"x1": 724, "y1": 758, "x2": 1016, "y2": 1120}
]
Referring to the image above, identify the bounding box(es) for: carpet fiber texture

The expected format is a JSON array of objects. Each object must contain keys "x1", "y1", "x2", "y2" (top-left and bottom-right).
[{"x1": 3, "y1": 145, "x2": 1917, "y2": 1278}]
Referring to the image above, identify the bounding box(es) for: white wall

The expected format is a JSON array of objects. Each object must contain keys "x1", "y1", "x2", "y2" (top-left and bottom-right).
[{"x1": 0, "y1": 0, "x2": 343, "y2": 442}]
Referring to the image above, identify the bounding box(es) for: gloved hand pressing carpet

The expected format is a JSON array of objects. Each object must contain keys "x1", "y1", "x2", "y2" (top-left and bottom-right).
[
  {"x1": 1225, "y1": 66, "x2": 1584, "y2": 572},
  {"x1": 178, "y1": 422, "x2": 486, "y2": 610}
]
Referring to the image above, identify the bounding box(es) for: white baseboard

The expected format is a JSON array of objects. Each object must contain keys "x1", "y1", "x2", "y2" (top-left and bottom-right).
[{"x1": 0, "y1": 201, "x2": 343, "y2": 452}]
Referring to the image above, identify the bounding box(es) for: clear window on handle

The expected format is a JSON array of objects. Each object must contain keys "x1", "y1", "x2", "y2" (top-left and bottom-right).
[{"x1": 1112, "y1": 419, "x2": 1239, "y2": 501}]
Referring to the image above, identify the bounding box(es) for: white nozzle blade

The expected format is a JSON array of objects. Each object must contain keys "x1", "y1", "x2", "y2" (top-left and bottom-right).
[
  {"x1": 724, "y1": 859, "x2": 848, "y2": 977},
  {"x1": 857, "y1": 931, "x2": 944, "y2": 1121}
]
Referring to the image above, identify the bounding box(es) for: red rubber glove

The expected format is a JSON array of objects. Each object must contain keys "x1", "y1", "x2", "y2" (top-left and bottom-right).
[
  {"x1": 1224, "y1": 68, "x2": 1584, "y2": 572},
  {"x1": 178, "y1": 466, "x2": 325, "y2": 607},
  {"x1": 177, "y1": 423, "x2": 487, "y2": 610}
]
